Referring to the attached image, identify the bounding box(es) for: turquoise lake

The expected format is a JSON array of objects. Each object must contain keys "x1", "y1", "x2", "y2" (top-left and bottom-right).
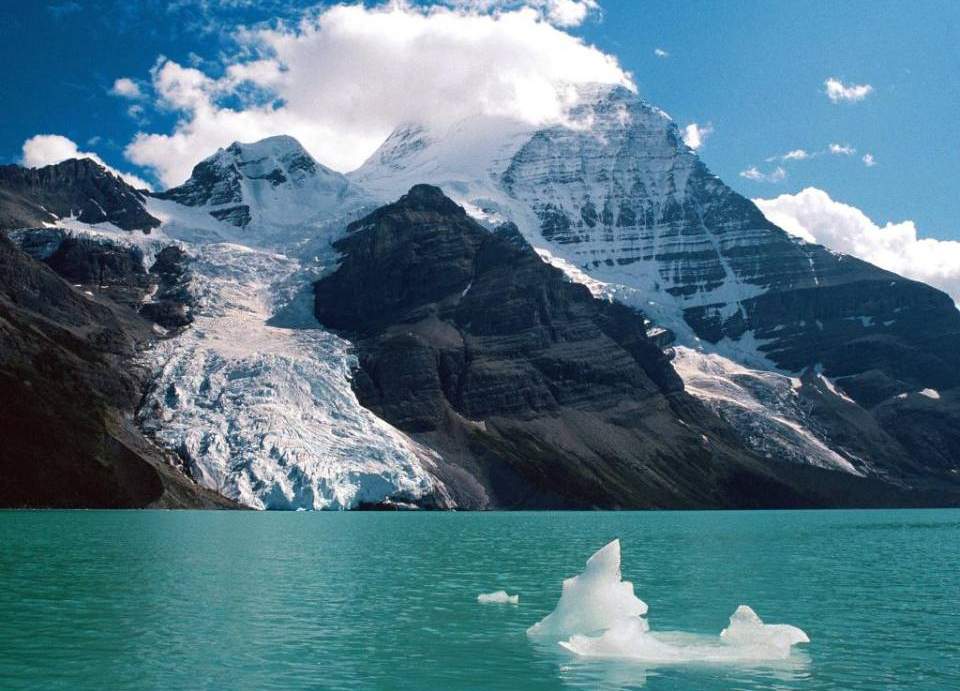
[{"x1": 0, "y1": 509, "x2": 957, "y2": 690}]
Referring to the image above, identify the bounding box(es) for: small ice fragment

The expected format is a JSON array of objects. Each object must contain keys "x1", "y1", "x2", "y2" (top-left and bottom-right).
[
  {"x1": 477, "y1": 590, "x2": 519, "y2": 605},
  {"x1": 527, "y1": 539, "x2": 647, "y2": 639}
]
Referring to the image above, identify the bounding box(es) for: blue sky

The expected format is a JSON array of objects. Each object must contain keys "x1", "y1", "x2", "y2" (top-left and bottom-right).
[{"x1": 1, "y1": 0, "x2": 957, "y2": 242}]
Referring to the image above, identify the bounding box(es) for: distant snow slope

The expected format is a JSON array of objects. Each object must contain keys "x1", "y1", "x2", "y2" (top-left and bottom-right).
[{"x1": 672, "y1": 347, "x2": 863, "y2": 475}]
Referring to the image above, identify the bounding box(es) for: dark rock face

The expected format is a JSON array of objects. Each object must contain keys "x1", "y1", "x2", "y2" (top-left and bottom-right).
[
  {"x1": 140, "y1": 245, "x2": 194, "y2": 329},
  {"x1": 0, "y1": 158, "x2": 159, "y2": 231},
  {"x1": 0, "y1": 232, "x2": 234, "y2": 508},
  {"x1": 315, "y1": 185, "x2": 850, "y2": 509}
]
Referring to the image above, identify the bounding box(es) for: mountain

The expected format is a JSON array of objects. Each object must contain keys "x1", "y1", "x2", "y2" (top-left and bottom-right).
[
  {"x1": 0, "y1": 231, "x2": 234, "y2": 508},
  {"x1": 3, "y1": 82, "x2": 960, "y2": 509},
  {"x1": 312, "y1": 185, "x2": 943, "y2": 508},
  {"x1": 0, "y1": 158, "x2": 159, "y2": 231},
  {"x1": 157, "y1": 135, "x2": 372, "y2": 233},
  {"x1": 350, "y1": 84, "x2": 960, "y2": 492}
]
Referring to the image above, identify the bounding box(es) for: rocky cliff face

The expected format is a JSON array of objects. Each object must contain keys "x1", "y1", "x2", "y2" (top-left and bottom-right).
[
  {"x1": 0, "y1": 232, "x2": 235, "y2": 508},
  {"x1": 314, "y1": 185, "x2": 892, "y2": 508},
  {"x1": 0, "y1": 158, "x2": 159, "y2": 231}
]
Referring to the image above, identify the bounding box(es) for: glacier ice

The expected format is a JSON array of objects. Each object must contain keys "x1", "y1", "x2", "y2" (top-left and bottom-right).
[
  {"x1": 531, "y1": 540, "x2": 808, "y2": 664},
  {"x1": 527, "y1": 539, "x2": 648, "y2": 639},
  {"x1": 477, "y1": 591, "x2": 520, "y2": 605},
  {"x1": 32, "y1": 170, "x2": 452, "y2": 511}
]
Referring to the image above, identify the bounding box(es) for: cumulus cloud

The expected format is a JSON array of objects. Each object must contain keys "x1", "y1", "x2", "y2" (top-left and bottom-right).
[
  {"x1": 862, "y1": 153, "x2": 877, "y2": 167},
  {"x1": 681, "y1": 122, "x2": 712, "y2": 150},
  {"x1": 755, "y1": 187, "x2": 960, "y2": 303},
  {"x1": 740, "y1": 166, "x2": 786, "y2": 183},
  {"x1": 654, "y1": 47, "x2": 669, "y2": 58},
  {"x1": 21, "y1": 134, "x2": 152, "y2": 190},
  {"x1": 782, "y1": 149, "x2": 809, "y2": 161},
  {"x1": 541, "y1": 0, "x2": 598, "y2": 26},
  {"x1": 110, "y1": 77, "x2": 143, "y2": 99},
  {"x1": 824, "y1": 77, "x2": 873, "y2": 103},
  {"x1": 829, "y1": 142, "x2": 855, "y2": 156},
  {"x1": 122, "y1": 1, "x2": 631, "y2": 186}
]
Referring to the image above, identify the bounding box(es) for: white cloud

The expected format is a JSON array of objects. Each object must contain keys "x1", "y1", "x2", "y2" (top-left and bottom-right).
[
  {"x1": 123, "y1": 1, "x2": 633, "y2": 187},
  {"x1": 448, "y1": 0, "x2": 599, "y2": 27},
  {"x1": 829, "y1": 142, "x2": 856, "y2": 156},
  {"x1": 110, "y1": 77, "x2": 143, "y2": 99},
  {"x1": 21, "y1": 134, "x2": 152, "y2": 190},
  {"x1": 681, "y1": 122, "x2": 713, "y2": 150},
  {"x1": 862, "y1": 153, "x2": 877, "y2": 167},
  {"x1": 782, "y1": 149, "x2": 809, "y2": 161},
  {"x1": 755, "y1": 187, "x2": 960, "y2": 303},
  {"x1": 654, "y1": 47, "x2": 669, "y2": 58},
  {"x1": 740, "y1": 166, "x2": 786, "y2": 183},
  {"x1": 542, "y1": 0, "x2": 598, "y2": 26},
  {"x1": 824, "y1": 77, "x2": 873, "y2": 103}
]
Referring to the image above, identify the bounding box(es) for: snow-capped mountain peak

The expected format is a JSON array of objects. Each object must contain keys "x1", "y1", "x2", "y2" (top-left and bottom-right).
[{"x1": 158, "y1": 134, "x2": 371, "y2": 232}]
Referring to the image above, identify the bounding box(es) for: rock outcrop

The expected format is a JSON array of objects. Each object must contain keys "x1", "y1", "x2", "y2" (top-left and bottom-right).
[
  {"x1": 0, "y1": 232, "x2": 235, "y2": 508},
  {"x1": 0, "y1": 158, "x2": 159, "y2": 231}
]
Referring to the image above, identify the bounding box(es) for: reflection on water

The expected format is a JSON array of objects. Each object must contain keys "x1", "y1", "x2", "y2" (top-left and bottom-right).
[{"x1": 555, "y1": 645, "x2": 812, "y2": 690}]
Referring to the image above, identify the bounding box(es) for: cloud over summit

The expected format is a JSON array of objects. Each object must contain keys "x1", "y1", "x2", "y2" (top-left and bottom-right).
[{"x1": 121, "y1": 1, "x2": 632, "y2": 187}]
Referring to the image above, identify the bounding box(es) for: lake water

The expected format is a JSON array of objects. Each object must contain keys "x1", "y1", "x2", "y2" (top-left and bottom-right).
[{"x1": 0, "y1": 510, "x2": 957, "y2": 690}]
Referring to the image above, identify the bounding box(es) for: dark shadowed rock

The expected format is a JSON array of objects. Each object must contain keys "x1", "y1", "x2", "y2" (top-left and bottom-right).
[
  {"x1": 0, "y1": 232, "x2": 236, "y2": 508},
  {"x1": 0, "y1": 158, "x2": 159, "y2": 231}
]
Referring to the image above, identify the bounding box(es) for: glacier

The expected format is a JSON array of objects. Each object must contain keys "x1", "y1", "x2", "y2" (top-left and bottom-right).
[
  {"x1": 136, "y1": 239, "x2": 447, "y2": 510},
  {"x1": 531, "y1": 540, "x2": 809, "y2": 664},
  {"x1": 34, "y1": 137, "x2": 452, "y2": 510}
]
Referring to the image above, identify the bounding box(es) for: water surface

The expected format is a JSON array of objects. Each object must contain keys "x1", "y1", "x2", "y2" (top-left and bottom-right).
[{"x1": 0, "y1": 509, "x2": 957, "y2": 689}]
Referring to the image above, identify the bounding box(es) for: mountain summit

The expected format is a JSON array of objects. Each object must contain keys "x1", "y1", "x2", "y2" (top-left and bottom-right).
[{"x1": 159, "y1": 135, "x2": 370, "y2": 229}]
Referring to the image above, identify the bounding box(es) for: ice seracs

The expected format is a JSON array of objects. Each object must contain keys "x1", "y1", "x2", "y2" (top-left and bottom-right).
[
  {"x1": 137, "y1": 241, "x2": 448, "y2": 510},
  {"x1": 530, "y1": 540, "x2": 809, "y2": 664}
]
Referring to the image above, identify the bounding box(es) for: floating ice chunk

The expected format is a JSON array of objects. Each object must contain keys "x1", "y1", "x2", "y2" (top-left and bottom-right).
[
  {"x1": 527, "y1": 539, "x2": 647, "y2": 639},
  {"x1": 559, "y1": 606, "x2": 808, "y2": 663},
  {"x1": 559, "y1": 617, "x2": 676, "y2": 660},
  {"x1": 477, "y1": 590, "x2": 519, "y2": 605},
  {"x1": 720, "y1": 605, "x2": 810, "y2": 655},
  {"x1": 532, "y1": 541, "x2": 809, "y2": 665}
]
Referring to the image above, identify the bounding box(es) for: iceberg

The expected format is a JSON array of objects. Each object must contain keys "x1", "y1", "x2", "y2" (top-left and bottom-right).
[
  {"x1": 477, "y1": 590, "x2": 519, "y2": 605},
  {"x1": 530, "y1": 540, "x2": 809, "y2": 664},
  {"x1": 527, "y1": 539, "x2": 647, "y2": 639}
]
